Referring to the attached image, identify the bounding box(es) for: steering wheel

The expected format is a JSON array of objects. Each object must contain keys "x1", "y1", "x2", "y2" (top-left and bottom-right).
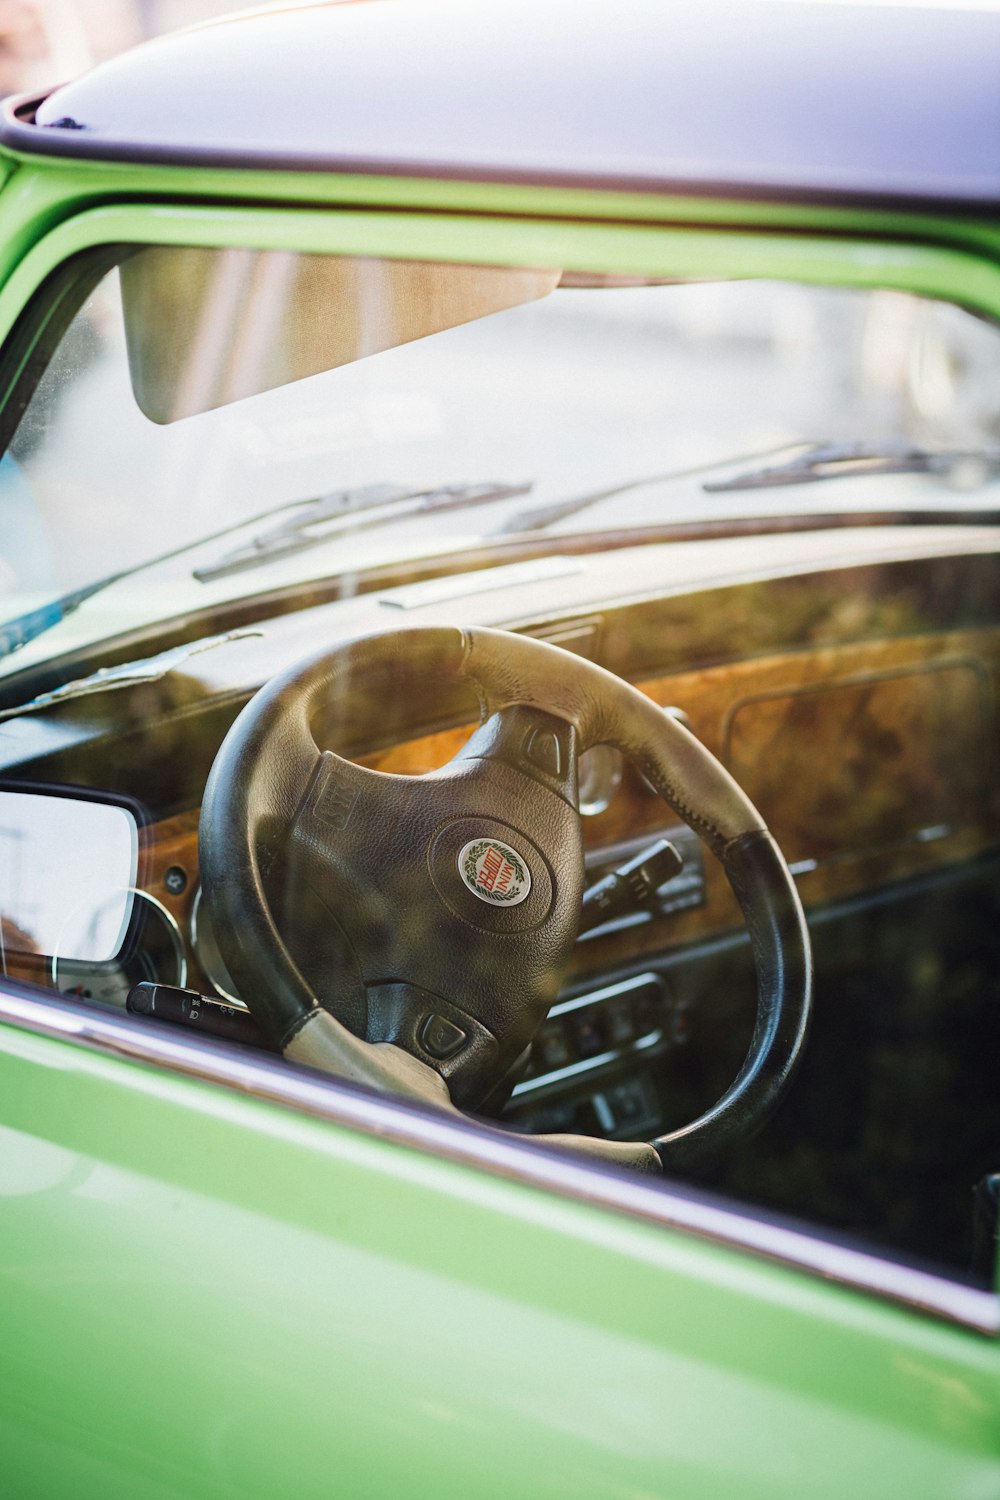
[{"x1": 199, "y1": 626, "x2": 811, "y2": 1174}]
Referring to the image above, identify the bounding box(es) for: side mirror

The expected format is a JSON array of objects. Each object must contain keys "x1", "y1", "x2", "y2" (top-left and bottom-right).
[{"x1": 0, "y1": 785, "x2": 139, "y2": 963}]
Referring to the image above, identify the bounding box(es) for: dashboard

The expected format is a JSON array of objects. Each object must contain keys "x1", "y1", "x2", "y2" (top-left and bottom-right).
[{"x1": 22, "y1": 625, "x2": 995, "y2": 1000}]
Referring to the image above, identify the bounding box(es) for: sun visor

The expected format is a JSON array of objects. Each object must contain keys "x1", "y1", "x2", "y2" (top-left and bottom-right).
[{"x1": 119, "y1": 247, "x2": 560, "y2": 424}]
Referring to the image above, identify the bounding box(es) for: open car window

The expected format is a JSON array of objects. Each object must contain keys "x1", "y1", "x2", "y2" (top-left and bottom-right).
[{"x1": 2, "y1": 243, "x2": 999, "y2": 1310}]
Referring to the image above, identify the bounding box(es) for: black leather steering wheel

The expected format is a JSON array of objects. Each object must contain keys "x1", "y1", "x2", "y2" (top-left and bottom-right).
[{"x1": 199, "y1": 626, "x2": 811, "y2": 1174}]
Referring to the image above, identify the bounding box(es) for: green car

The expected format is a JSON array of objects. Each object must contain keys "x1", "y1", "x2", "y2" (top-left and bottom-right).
[{"x1": 1, "y1": 1, "x2": 999, "y2": 1494}]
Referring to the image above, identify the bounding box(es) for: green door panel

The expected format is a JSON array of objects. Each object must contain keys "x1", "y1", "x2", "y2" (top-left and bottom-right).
[{"x1": 0, "y1": 1020, "x2": 997, "y2": 1499}]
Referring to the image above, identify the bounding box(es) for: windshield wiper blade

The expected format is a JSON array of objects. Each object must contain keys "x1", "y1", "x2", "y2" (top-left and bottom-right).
[
  {"x1": 193, "y1": 478, "x2": 532, "y2": 583},
  {"x1": 0, "y1": 578, "x2": 114, "y2": 661},
  {"x1": 703, "y1": 440, "x2": 1000, "y2": 492},
  {"x1": 0, "y1": 478, "x2": 531, "y2": 662},
  {"x1": 494, "y1": 443, "x2": 809, "y2": 535}
]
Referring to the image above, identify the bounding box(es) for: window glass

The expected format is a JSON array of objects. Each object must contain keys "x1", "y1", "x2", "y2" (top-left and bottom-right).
[{"x1": 2, "y1": 248, "x2": 999, "y2": 1291}]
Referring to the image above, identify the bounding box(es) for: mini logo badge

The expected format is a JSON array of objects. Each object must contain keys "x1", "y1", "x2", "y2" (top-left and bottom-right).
[{"x1": 458, "y1": 838, "x2": 532, "y2": 906}]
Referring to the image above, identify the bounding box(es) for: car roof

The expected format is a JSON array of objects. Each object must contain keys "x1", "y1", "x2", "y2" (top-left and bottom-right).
[{"x1": 2, "y1": 0, "x2": 999, "y2": 212}]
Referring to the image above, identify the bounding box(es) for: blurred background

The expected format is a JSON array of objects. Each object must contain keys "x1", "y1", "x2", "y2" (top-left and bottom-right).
[{"x1": 0, "y1": 0, "x2": 244, "y2": 95}]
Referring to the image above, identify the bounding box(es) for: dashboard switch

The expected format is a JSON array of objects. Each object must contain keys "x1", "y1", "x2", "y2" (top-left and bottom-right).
[
  {"x1": 574, "y1": 1016, "x2": 605, "y2": 1058},
  {"x1": 537, "y1": 1025, "x2": 571, "y2": 1069}
]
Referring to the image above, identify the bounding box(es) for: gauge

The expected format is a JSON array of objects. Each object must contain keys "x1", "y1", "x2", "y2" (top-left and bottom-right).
[
  {"x1": 577, "y1": 744, "x2": 624, "y2": 816},
  {"x1": 189, "y1": 883, "x2": 245, "y2": 1006},
  {"x1": 53, "y1": 888, "x2": 187, "y2": 1007}
]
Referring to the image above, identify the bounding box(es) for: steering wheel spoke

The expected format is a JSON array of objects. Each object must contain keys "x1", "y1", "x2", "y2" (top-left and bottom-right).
[
  {"x1": 288, "y1": 749, "x2": 391, "y2": 868},
  {"x1": 447, "y1": 701, "x2": 581, "y2": 810}
]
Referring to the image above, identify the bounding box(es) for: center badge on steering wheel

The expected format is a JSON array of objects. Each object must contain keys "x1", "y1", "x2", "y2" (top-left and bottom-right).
[{"x1": 458, "y1": 838, "x2": 532, "y2": 906}]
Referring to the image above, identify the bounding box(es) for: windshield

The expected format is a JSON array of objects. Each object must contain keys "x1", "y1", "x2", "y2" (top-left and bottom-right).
[{"x1": 4, "y1": 248, "x2": 1000, "y2": 653}]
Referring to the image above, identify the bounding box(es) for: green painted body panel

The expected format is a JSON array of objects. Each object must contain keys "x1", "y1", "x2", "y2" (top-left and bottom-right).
[
  {"x1": 1, "y1": 1021, "x2": 997, "y2": 1499},
  {"x1": 0, "y1": 148, "x2": 997, "y2": 323},
  {"x1": 0, "y1": 137, "x2": 998, "y2": 242},
  {"x1": 0, "y1": 135, "x2": 999, "y2": 1497}
]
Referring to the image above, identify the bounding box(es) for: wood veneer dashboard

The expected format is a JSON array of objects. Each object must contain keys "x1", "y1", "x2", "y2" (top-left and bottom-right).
[
  {"x1": 137, "y1": 621, "x2": 1000, "y2": 995},
  {"x1": 5, "y1": 532, "x2": 1000, "y2": 999}
]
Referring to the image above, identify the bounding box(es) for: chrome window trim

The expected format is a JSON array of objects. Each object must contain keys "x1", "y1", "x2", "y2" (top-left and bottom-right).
[{"x1": 0, "y1": 983, "x2": 996, "y2": 1337}]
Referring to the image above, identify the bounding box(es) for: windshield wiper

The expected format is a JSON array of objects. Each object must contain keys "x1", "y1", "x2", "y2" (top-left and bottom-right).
[
  {"x1": 193, "y1": 479, "x2": 532, "y2": 583},
  {"x1": 494, "y1": 443, "x2": 808, "y2": 535},
  {"x1": 496, "y1": 439, "x2": 1000, "y2": 539},
  {"x1": 703, "y1": 440, "x2": 1000, "y2": 492},
  {"x1": 0, "y1": 478, "x2": 531, "y2": 661},
  {"x1": 0, "y1": 579, "x2": 115, "y2": 661}
]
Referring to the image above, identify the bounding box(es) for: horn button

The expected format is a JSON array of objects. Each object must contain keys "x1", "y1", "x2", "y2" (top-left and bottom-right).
[{"x1": 429, "y1": 818, "x2": 553, "y2": 932}]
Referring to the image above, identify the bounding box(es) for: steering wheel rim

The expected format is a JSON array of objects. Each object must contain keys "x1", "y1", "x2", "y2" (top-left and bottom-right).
[{"x1": 199, "y1": 625, "x2": 812, "y2": 1171}]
